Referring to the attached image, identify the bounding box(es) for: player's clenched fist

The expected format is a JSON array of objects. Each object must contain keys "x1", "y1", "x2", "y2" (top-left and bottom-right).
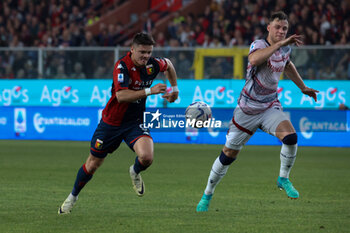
[
  {"x1": 281, "y1": 34, "x2": 303, "y2": 47},
  {"x1": 163, "y1": 91, "x2": 178, "y2": 103}
]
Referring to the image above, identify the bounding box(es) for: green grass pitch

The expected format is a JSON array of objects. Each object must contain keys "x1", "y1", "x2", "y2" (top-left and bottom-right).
[{"x1": 0, "y1": 140, "x2": 349, "y2": 233}]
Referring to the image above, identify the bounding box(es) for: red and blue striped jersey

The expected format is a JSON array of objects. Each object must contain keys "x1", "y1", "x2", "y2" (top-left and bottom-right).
[{"x1": 102, "y1": 52, "x2": 168, "y2": 126}]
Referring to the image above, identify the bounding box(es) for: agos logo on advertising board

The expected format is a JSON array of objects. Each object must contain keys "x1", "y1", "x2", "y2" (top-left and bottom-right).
[
  {"x1": 90, "y1": 85, "x2": 112, "y2": 106},
  {"x1": 301, "y1": 87, "x2": 346, "y2": 108},
  {"x1": 277, "y1": 87, "x2": 292, "y2": 105},
  {"x1": 192, "y1": 86, "x2": 235, "y2": 107},
  {"x1": 278, "y1": 86, "x2": 346, "y2": 108},
  {"x1": 40, "y1": 85, "x2": 79, "y2": 106},
  {"x1": 0, "y1": 86, "x2": 29, "y2": 106}
]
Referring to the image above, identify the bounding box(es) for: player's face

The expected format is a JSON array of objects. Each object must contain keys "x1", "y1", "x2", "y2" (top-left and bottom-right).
[
  {"x1": 267, "y1": 19, "x2": 288, "y2": 43},
  {"x1": 131, "y1": 44, "x2": 153, "y2": 66}
]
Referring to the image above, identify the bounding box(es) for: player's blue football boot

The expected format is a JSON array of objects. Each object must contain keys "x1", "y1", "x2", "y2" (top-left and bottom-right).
[
  {"x1": 196, "y1": 193, "x2": 213, "y2": 212},
  {"x1": 277, "y1": 176, "x2": 299, "y2": 199}
]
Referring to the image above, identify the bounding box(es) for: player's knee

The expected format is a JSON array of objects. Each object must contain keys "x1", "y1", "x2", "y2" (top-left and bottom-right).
[
  {"x1": 138, "y1": 152, "x2": 153, "y2": 166},
  {"x1": 86, "y1": 154, "x2": 104, "y2": 173},
  {"x1": 282, "y1": 133, "x2": 298, "y2": 145},
  {"x1": 222, "y1": 146, "x2": 239, "y2": 159}
]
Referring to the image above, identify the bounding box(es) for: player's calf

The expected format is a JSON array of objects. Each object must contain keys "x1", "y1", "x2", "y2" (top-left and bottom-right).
[
  {"x1": 278, "y1": 133, "x2": 299, "y2": 199},
  {"x1": 279, "y1": 133, "x2": 297, "y2": 178}
]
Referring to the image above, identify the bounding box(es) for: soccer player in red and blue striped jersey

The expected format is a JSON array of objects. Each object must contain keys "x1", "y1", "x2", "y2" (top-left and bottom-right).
[{"x1": 58, "y1": 32, "x2": 179, "y2": 214}]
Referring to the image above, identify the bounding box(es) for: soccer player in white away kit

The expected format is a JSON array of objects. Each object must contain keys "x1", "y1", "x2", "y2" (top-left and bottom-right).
[{"x1": 196, "y1": 11, "x2": 319, "y2": 212}]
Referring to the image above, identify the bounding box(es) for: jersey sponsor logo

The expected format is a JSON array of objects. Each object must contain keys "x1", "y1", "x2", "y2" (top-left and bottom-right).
[
  {"x1": 118, "y1": 73, "x2": 124, "y2": 83},
  {"x1": 146, "y1": 64, "x2": 154, "y2": 75},
  {"x1": 134, "y1": 80, "x2": 153, "y2": 87},
  {"x1": 95, "y1": 139, "x2": 103, "y2": 149},
  {"x1": 267, "y1": 59, "x2": 285, "y2": 72},
  {"x1": 271, "y1": 54, "x2": 289, "y2": 63},
  {"x1": 131, "y1": 67, "x2": 136, "y2": 71},
  {"x1": 117, "y1": 63, "x2": 123, "y2": 69}
]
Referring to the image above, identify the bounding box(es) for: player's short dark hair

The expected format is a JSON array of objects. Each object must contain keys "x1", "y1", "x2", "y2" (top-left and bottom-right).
[
  {"x1": 269, "y1": 11, "x2": 288, "y2": 23},
  {"x1": 132, "y1": 32, "x2": 155, "y2": 46}
]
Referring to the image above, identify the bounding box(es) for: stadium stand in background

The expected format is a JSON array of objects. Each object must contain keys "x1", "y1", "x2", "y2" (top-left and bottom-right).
[{"x1": 0, "y1": 0, "x2": 350, "y2": 80}]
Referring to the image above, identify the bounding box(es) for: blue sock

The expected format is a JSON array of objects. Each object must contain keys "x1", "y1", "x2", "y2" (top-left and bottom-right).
[
  {"x1": 219, "y1": 151, "x2": 236, "y2": 165},
  {"x1": 71, "y1": 164, "x2": 93, "y2": 196},
  {"x1": 133, "y1": 157, "x2": 148, "y2": 174}
]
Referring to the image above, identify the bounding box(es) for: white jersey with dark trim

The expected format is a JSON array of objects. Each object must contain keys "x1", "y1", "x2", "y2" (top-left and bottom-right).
[{"x1": 238, "y1": 39, "x2": 291, "y2": 115}]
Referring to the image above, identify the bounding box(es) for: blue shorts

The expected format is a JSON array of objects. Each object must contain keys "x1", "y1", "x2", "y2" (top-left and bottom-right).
[{"x1": 90, "y1": 120, "x2": 152, "y2": 158}]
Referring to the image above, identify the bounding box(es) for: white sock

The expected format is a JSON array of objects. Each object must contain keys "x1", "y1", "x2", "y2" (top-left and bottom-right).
[
  {"x1": 204, "y1": 157, "x2": 230, "y2": 195},
  {"x1": 279, "y1": 143, "x2": 297, "y2": 178}
]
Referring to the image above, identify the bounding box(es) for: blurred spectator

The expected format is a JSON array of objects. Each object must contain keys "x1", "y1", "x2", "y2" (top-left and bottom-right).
[
  {"x1": 24, "y1": 60, "x2": 38, "y2": 79},
  {"x1": 82, "y1": 31, "x2": 97, "y2": 46},
  {"x1": 293, "y1": 49, "x2": 309, "y2": 77},
  {"x1": 306, "y1": 68, "x2": 317, "y2": 80},
  {"x1": 207, "y1": 58, "x2": 224, "y2": 79},
  {"x1": 53, "y1": 65, "x2": 69, "y2": 79},
  {"x1": 155, "y1": 32, "x2": 166, "y2": 47},
  {"x1": 177, "y1": 52, "x2": 192, "y2": 79},
  {"x1": 93, "y1": 65, "x2": 109, "y2": 79},
  {"x1": 70, "y1": 62, "x2": 86, "y2": 79},
  {"x1": 0, "y1": 0, "x2": 349, "y2": 81},
  {"x1": 142, "y1": 14, "x2": 155, "y2": 35},
  {"x1": 319, "y1": 66, "x2": 336, "y2": 80},
  {"x1": 209, "y1": 36, "x2": 223, "y2": 48},
  {"x1": 0, "y1": 0, "x2": 348, "y2": 48},
  {"x1": 86, "y1": 10, "x2": 100, "y2": 26}
]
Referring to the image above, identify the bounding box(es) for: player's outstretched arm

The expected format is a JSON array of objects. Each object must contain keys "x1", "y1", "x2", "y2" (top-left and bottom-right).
[
  {"x1": 162, "y1": 58, "x2": 179, "y2": 103},
  {"x1": 249, "y1": 34, "x2": 303, "y2": 67},
  {"x1": 116, "y1": 83, "x2": 167, "y2": 103},
  {"x1": 284, "y1": 61, "x2": 319, "y2": 102}
]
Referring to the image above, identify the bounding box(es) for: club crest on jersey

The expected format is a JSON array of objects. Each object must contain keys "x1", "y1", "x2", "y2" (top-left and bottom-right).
[
  {"x1": 146, "y1": 64, "x2": 154, "y2": 75},
  {"x1": 118, "y1": 73, "x2": 124, "y2": 83},
  {"x1": 95, "y1": 139, "x2": 103, "y2": 149}
]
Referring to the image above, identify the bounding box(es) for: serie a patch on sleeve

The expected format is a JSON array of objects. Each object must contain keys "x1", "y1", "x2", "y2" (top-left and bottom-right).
[{"x1": 118, "y1": 73, "x2": 124, "y2": 83}]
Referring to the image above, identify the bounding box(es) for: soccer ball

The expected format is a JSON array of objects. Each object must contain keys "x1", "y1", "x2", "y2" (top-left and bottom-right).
[{"x1": 185, "y1": 101, "x2": 212, "y2": 125}]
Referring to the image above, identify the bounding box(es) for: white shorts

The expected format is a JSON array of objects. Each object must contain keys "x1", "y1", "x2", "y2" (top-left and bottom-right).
[{"x1": 225, "y1": 106, "x2": 290, "y2": 150}]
